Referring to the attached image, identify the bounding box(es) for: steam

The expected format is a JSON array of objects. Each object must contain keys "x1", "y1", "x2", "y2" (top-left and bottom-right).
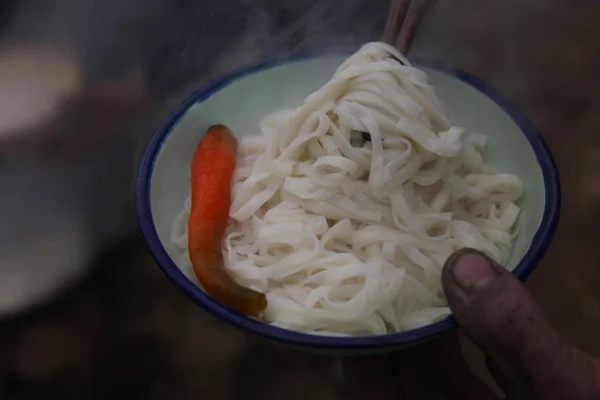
[
  {"x1": 0, "y1": 0, "x2": 390, "y2": 95},
  {"x1": 0, "y1": 0, "x2": 582, "y2": 316},
  {"x1": 145, "y1": 0, "x2": 388, "y2": 95}
]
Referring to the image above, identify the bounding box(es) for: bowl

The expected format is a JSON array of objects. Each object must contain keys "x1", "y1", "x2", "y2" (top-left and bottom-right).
[{"x1": 135, "y1": 50, "x2": 560, "y2": 353}]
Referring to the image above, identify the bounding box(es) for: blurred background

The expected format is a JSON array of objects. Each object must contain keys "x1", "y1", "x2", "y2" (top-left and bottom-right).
[{"x1": 0, "y1": 0, "x2": 598, "y2": 398}]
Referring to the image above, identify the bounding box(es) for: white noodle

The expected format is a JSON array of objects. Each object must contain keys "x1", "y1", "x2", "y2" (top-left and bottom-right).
[{"x1": 170, "y1": 42, "x2": 523, "y2": 336}]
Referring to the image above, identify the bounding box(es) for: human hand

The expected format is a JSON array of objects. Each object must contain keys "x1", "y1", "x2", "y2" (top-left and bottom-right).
[{"x1": 343, "y1": 248, "x2": 600, "y2": 399}]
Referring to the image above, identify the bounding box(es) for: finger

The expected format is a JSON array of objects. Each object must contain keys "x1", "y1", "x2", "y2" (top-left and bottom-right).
[{"x1": 442, "y1": 248, "x2": 600, "y2": 399}]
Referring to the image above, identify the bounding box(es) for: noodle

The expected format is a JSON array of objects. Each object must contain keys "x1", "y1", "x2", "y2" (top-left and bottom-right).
[{"x1": 171, "y1": 42, "x2": 523, "y2": 336}]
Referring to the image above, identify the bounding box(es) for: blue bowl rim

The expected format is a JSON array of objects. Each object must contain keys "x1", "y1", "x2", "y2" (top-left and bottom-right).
[{"x1": 135, "y1": 48, "x2": 561, "y2": 351}]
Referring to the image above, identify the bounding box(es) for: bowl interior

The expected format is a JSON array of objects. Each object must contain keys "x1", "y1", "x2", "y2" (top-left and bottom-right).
[
  {"x1": 139, "y1": 54, "x2": 554, "y2": 350},
  {"x1": 150, "y1": 55, "x2": 545, "y2": 277}
]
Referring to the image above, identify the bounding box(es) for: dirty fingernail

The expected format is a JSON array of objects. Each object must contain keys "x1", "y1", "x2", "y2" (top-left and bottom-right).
[{"x1": 451, "y1": 253, "x2": 498, "y2": 291}]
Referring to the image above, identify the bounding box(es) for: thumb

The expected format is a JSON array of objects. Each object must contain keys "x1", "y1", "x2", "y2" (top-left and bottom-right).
[{"x1": 442, "y1": 248, "x2": 600, "y2": 400}]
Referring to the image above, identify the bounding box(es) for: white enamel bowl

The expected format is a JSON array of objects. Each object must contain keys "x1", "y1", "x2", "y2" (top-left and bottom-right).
[{"x1": 136, "y1": 51, "x2": 560, "y2": 353}]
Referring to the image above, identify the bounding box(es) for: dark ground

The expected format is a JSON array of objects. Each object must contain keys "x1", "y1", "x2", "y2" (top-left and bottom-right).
[{"x1": 1, "y1": 0, "x2": 600, "y2": 399}]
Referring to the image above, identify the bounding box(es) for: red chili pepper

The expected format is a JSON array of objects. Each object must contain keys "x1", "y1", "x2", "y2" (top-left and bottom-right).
[{"x1": 188, "y1": 124, "x2": 267, "y2": 317}]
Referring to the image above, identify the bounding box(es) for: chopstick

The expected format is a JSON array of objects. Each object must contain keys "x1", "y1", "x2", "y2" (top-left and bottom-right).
[
  {"x1": 383, "y1": 0, "x2": 409, "y2": 45},
  {"x1": 383, "y1": 0, "x2": 431, "y2": 55}
]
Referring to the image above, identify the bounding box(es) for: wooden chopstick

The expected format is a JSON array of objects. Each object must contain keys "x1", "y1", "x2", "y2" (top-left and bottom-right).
[
  {"x1": 383, "y1": 0, "x2": 410, "y2": 45},
  {"x1": 383, "y1": 0, "x2": 430, "y2": 55}
]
